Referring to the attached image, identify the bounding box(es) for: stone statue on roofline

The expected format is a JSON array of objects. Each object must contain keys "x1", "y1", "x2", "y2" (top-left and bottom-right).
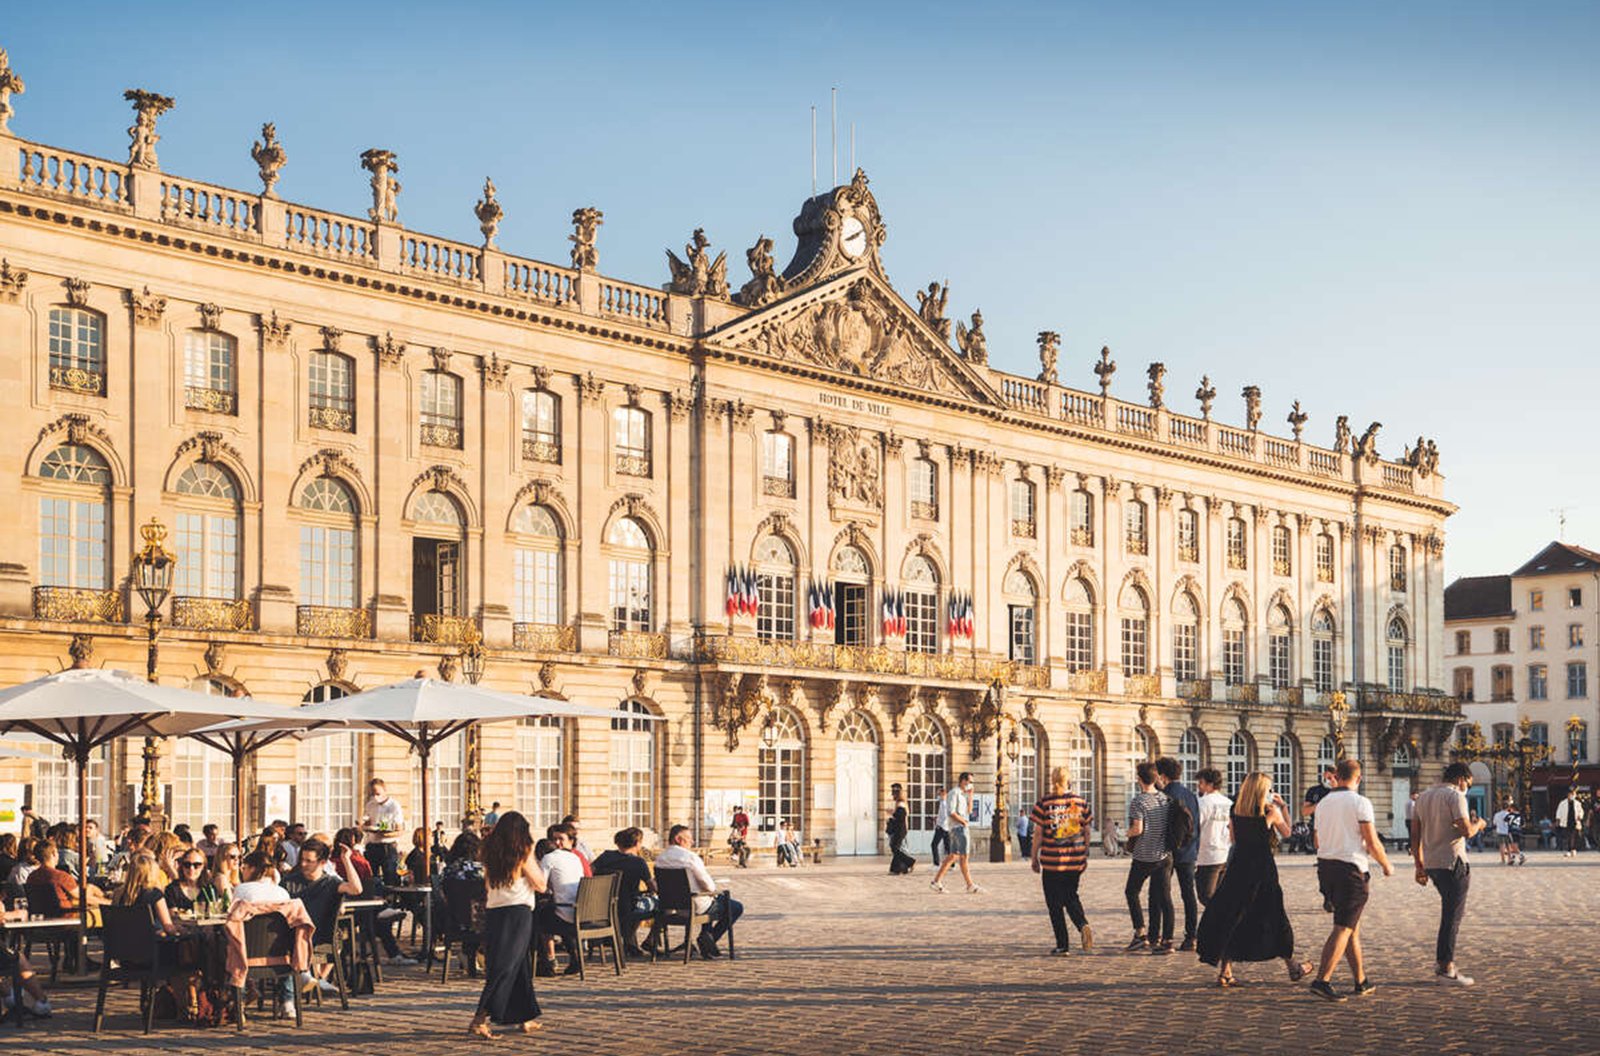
[
  {"x1": 474, "y1": 177, "x2": 503, "y2": 248},
  {"x1": 667, "y1": 228, "x2": 728, "y2": 298},
  {"x1": 738, "y1": 235, "x2": 784, "y2": 306},
  {"x1": 1147, "y1": 362, "x2": 1166, "y2": 409},
  {"x1": 0, "y1": 47, "x2": 25, "y2": 134},
  {"x1": 125, "y1": 89, "x2": 174, "y2": 170},
  {"x1": 955, "y1": 310, "x2": 987, "y2": 364},
  {"x1": 360, "y1": 148, "x2": 401, "y2": 223},
  {"x1": 1333, "y1": 415, "x2": 1351, "y2": 455},
  {"x1": 570, "y1": 207, "x2": 603, "y2": 271},
  {"x1": 251, "y1": 123, "x2": 286, "y2": 197},
  {"x1": 916, "y1": 281, "x2": 951, "y2": 341},
  {"x1": 1036, "y1": 331, "x2": 1060, "y2": 385}
]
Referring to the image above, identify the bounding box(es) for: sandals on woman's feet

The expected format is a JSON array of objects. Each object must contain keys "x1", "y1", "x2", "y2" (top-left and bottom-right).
[
  {"x1": 1287, "y1": 961, "x2": 1314, "y2": 982},
  {"x1": 518, "y1": 1021, "x2": 542, "y2": 1034},
  {"x1": 468, "y1": 1020, "x2": 496, "y2": 1039},
  {"x1": 1217, "y1": 974, "x2": 1239, "y2": 988}
]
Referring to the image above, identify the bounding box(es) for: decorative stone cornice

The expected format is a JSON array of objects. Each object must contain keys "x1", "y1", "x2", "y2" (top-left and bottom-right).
[
  {"x1": 412, "y1": 463, "x2": 471, "y2": 497},
  {"x1": 176, "y1": 429, "x2": 241, "y2": 467},
  {"x1": 298, "y1": 447, "x2": 360, "y2": 482},
  {"x1": 0, "y1": 259, "x2": 29, "y2": 304},
  {"x1": 39, "y1": 412, "x2": 111, "y2": 448},
  {"x1": 129, "y1": 285, "x2": 166, "y2": 328}
]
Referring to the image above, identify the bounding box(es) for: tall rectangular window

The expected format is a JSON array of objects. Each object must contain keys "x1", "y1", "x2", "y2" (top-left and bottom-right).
[
  {"x1": 756, "y1": 571, "x2": 796, "y2": 642},
  {"x1": 1530, "y1": 590, "x2": 1544, "y2": 611},
  {"x1": 1173, "y1": 623, "x2": 1198, "y2": 682},
  {"x1": 513, "y1": 548, "x2": 560, "y2": 625},
  {"x1": 521, "y1": 390, "x2": 561, "y2": 464},
  {"x1": 1453, "y1": 667, "x2": 1475, "y2": 702},
  {"x1": 420, "y1": 371, "x2": 463, "y2": 448},
  {"x1": 1570, "y1": 623, "x2": 1585, "y2": 648},
  {"x1": 1124, "y1": 500, "x2": 1148, "y2": 555},
  {"x1": 1070, "y1": 490, "x2": 1094, "y2": 546},
  {"x1": 1269, "y1": 634, "x2": 1291, "y2": 689},
  {"x1": 761, "y1": 432, "x2": 794, "y2": 498},
  {"x1": 1120, "y1": 616, "x2": 1148, "y2": 676},
  {"x1": 39, "y1": 496, "x2": 107, "y2": 588},
  {"x1": 1313, "y1": 638, "x2": 1334, "y2": 694},
  {"x1": 1010, "y1": 480, "x2": 1036, "y2": 538},
  {"x1": 175, "y1": 511, "x2": 239, "y2": 600},
  {"x1": 1530, "y1": 626, "x2": 1545, "y2": 650},
  {"x1": 1454, "y1": 630, "x2": 1471, "y2": 654},
  {"x1": 1568, "y1": 662, "x2": 1588, "y2": 699},
  {"x1": 1223, "y1": 629, "x2": 1246, "y2": 685},
  {"x1": 1177, "y1": 510, "x2": 1199, "y2": 563},
  {"x1": 308, "y1": 352, "x2": 355, "y2": 431},
  {"x1": 904, "y1": 590, "x2": 938, "y2": 654},
  {"x1": 1389, "y1": 545, "x2": 1407, "y2": 592},
  {"x1": 1271, "y1": 525, "x2": 1292, "y2": 576},
  {"x1": 1493, "y1": 627, "x2": 1511, "y2": 653},
  {"x1": 1008, "y1": 605, "x2": 1036, "y2": 664},
  {"x1": 835, "y1": 583, "x2": 868, "y2": 646},
  {"x1": 48, "y1": 307, "x2": 106, "y2": 395},
  {"x1": 1226, "y1": 518, "x2": 1248, "y2": 570},
  {"x1": 613, "y1": 407, "x2": 652, "y2": 477},
  {"x1": 184, "y1": 332, "x2": 238, "y2": 414},
  {"x1": 296, "y1": 732, "x2": 356, "y2": 836},
  {"x1": 1315, "y1": 533, "x2": 1335, "y2": 582},
  {"x1": 299, "y1": 524, "x2": 356, "y2": 608},
  {"x1": 910, "y1": 459, "x2": 938, "y2": 520},
  {"x1": 515, "y1": 718, "x2": 564, "y2": 830},
  {"x1": 1490, "y1": 665, "x2": 1513, "y2": 702},
  {"x1": 1064, "y1": 612, "x2": 1093, "y2": 671},
  {"x1": 1528, "y1": 664, "x2": 1548, "y2": 701}
]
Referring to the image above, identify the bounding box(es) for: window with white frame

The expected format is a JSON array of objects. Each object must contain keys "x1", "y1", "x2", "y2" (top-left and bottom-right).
[
  {"x1": 1226, "y1": 517, "x2": 1248, "y2": 570},
  {"x1": 832, "y1": 546, "x2": 871, "y2": 646},
  {"x1": 755, "y1": 535, "x2": 798, "y2": 642},
  {"x1": 1530, "y1": 625, "x2": 1545, "y2": 650},
  {"x1": 174, "y1": 463, "x2": 241, "y2": 600},
  {"x1": 34, "y1": 744, "x2": 109, "y2": 825},
  {"x1": 1064, "y1": 577, "x2": 1095, "y2": 672},
  {"x1": 610, "y1": 701, "x2": 655, "y2": 829},
  {"x1": 1069, "y1": 724, "x2": 1099, "y2": 833},
  {"x1": 1177, "y1": 728, "x2": 1203, "y2": 785},
  {"x1": 48, "y1": 306, "x2": 106, "y2": 394},
  {"x1": 1316, "y1": 532, "x2": 1335, "y2": 582},
  {"x1": 521, "y1": 389, "x2": 561, "y2": 464},
  {"x1": 1225, "y1": 731, "x2": 1251, "y2": 796},
  {"x1": 308, "y1": 352, "x2": 355, "y2": 431},
  {"x1": 184, "y1": 331, "x2": 237, "y2": 413},
  {"x1": 37, "y1": 444, "x2": 111, "y2": 589},
  {"x1": 1317, "y1": 736, "x2": 1337, "y2": 775},
  {"x1": 606, "y1": 517, "x2": 652, "y2": 632},
  {"x1": 612, "y1": 406, "x2": 651, "y2": 476},
  {"x1": 1272, "y1": 734, "x2": 1297, "y2": 800},
  {"x1": 411, "y1": 728, "x2": 465, "y2": 829},
  {"x1": 1173, "y1": 592, "x2": 1200, "y2": 683},
  {"x1": 1177, "y1": 508, "x2": 1199, "y2": 563},
  {"x1": 1015, "y1": 722, "x2": 1042, "y2": 811},
  {"x1": 173, "y1": 678, "x2": 239, "y2": 831},
  {"x1": 1312, "y1": 608, "x2": 1335, "y2": 693},
  {"x1": 1568, "y1": 661, "x2": 1588, "y2": 699},
  {"x1": 420, "y1": 370, "x2": 463, "y2": 448},
  {"x1": 512, "y1": 505, "x2": 563, "y2": 626},
  {"x1": 1005, "y1": 569, "x2": 1038, "y2": 664},
  {"x1": 1120, "y1": 583, "x2": 1150, "y2": 676},
  {"x1": 1222, "y1": 598, "x2": 1248, "y2": 685},
  {"x1": 515, "y1": 716, "x2": 564, "y2": 830},
  {"x1": 1386, "y1": 617, "x2": 1409, "y2": 692},
  {"x1": 761, "y1": 431, "x2": 794, "y2": 497},
  {"x1": 905, "y1": 715, "x2": 947, "y2": 833},
  {"x1": 1070, "y1": 489, "x2": 1094, "y2": 546},
  {"x1": 910, "y1": 458, "x2": 938, "y2": 519},
  {"x1": 296, "y1": 723, "x2": 356, "y2": 834},
  {"x1": 298, "y1": 478, "x2": 358, "y2": 609},
  {"x1": 903, "y1": 554, "x2": 939, "y2": 654},
  {"x1": 1389, "y1": 544, "x2": 1408, "y2": 592},
  {"x1": 757, "y1": 709, "x2": 806, "y2": 828},
  {"x1": 1124, "y1": 499, "x2": 1148, "y2": 555},
  {"x1": 1010, "y1": 478, "x2": 1036, "y2": 538},
  {"x1": 1268, "y1": 605, "x2": 1292, "y2": 690},
  {"x1": 1271, "y1": 524, "x2": 1292, "y2": 576}
]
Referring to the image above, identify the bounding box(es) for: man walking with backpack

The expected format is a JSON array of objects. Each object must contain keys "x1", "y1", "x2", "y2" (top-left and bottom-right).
[
  {"x1": 1124, "y1": 761, "x2": 1175, "y2": 953},
  {"x1": 1156, "y1": 757, "x2": 1200, "y2": 950}
]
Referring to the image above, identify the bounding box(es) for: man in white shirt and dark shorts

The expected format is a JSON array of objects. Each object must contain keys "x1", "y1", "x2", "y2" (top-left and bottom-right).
[
  {"x1": 930, "y1": 773, "x2": 980, "y2": 894},
  {"x1": 1310, "y1": 757, "x2": 1393, "y2": 1002},
  {"x1": 361, "y1": 778, "x2": 405, "y2": 886}
]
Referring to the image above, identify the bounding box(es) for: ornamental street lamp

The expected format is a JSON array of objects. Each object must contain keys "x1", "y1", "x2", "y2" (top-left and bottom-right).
[
  {"x1": 130, "y1": 517, "x2": 175, "y2": 823},
  {"x1": 759, "y1": 709, "x2": 779, "y2": 750},
  {"x1": 982, "y1": 672, "x2": 1015, "y2": 864},
  {"x1": 460, "y1": 623, "x2": 486, "y2": 824}
]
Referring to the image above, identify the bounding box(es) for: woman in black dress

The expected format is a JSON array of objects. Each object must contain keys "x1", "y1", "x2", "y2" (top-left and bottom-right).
[
  {"x1": 1195, "y1": 772, "x2": 1313, "y2": 987},
  {"x1": 888, "y1": 783, "x2": 916, "y2": 874},
  {"x1": 469, "y1": 812, "x2": 547, "y2": 1039}
]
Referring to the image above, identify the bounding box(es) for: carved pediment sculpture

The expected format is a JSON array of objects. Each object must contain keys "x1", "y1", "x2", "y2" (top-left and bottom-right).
[
  {"x1": 824, "y1": 423, "x2": 883, "y2": 514},
  {"x1": 737, "y1": 235, "x2": 785, "y2": 307},
  {"x1": 915, "y1": 281, "x2": 951, "y2": 341},
  {"x1": 666, "y1": 228, "x2": 729, "y2": 298},
  {"x1": 954, "y1": 309, "x2": 987, "y2": 364}
]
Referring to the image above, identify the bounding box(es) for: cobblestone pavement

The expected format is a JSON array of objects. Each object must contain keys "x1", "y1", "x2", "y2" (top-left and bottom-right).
[{"x1": 12, "y1": 851, "x2": 1599, "y2": 1055}]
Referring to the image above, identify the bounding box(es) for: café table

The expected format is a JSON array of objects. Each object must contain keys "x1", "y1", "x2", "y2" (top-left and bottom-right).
[{"x1": 2, "y1": 916, "x2": 83, "y2": 1027}]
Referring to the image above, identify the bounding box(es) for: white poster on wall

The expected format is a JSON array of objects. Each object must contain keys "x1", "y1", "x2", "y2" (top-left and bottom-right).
[{"x1": 0, "y1": 783, "x2": 24, "y2": 837}]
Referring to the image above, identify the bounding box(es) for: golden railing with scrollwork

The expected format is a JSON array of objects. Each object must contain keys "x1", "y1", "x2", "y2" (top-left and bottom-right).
[
  {"x1": 1011, "y1": 518, "x2": 1036, "y2": 539},
  {"x1": 49, "y1": 364, "x2": 106, "y2": 396},
  {"x1": 1125, "y1": 674, "x2": 1162, "y2": 698},
  {"x1": 419, "y1": 422, "x2": 462, "y2": 449},
  {"x1": 32, "y1": 585, "x2": 123, "y2": 622},
  {"x1": 412, "y1": 613, "x2": 478, "y2": 645},
  {"x1": 608, "y1": 630, "x2": 667, "y2": 659},
  {"x1": 1227, "y1": 682, "x2": 1259, "y2": 704},
  {"x1": 1357, "y1": 688, "x2": 1459, "y2": 717},
  {"x1": 1277, "y1": 686, "x2": 1304, "y2": 707},
  {"x1": 1126, "y1": 536, "x2": 1148, "y2": 556},
  {"x1": 614, "y1": 453, "x2": 651, "y2": 477},
  {"x1": 1177, "y1": 678, "x2": 1211, "y2": 701},
  {"x1": 1178, "y1": 544, "x2": 1199, "y2": 563},
  {"x1": 762, "y1": 475, "x2": 795, "y2": 498},
  {"x1": 521, "y1": 435, "x2": 561, "y2": 464},
  {"x1": 171, "y1": 596, "x2": 254, "y2": 630},
  {"x1": 308, "y1": 403, "x2": 355, "y2": 432},
  {"x1": 184, "y1": 386, "x2": 237, "y2": 414},
  {"x1": 1065, "y1": 668, "x2": 1106, "y2": 693},
  {"x1": 1274, "y1": 559, "x2": 1292, "y2": 576},
  {"x1": 910, "y1": 500, "x2": 939, "y2": 521},
  {"x1": 695, "y1": 635, "x2": 1047, "y2": 687},
  {"x1": 513, "y1": 622, "x2": 577, "y2": 652},
  {"x1": 296, "y1": 605, "x2": 372, "y2": 638},
  {"x1": 1070, "y1": 527, "x2": 1094, "y2": 547}
]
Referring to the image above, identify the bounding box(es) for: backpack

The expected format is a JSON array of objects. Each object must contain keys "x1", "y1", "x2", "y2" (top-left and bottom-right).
[{"x1": 1164, "y1": 795, "x2": 1194, "y2": 854}]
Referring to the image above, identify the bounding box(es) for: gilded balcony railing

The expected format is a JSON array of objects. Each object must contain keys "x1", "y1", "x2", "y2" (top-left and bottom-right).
[
  {"x1": 1357, "y1": 688, "x2": 1460, "y2": 717},
  {"x1": 762, "y1": 475, "x2": 795, "y2": 499},
  {"x1": 1177, "y1": 679, "x2": 1211, "y2": 701},
  {"x1": 1227, "y1": 553, "x2": 1248, "y2": 571},
  {"x1": 513, "y1": 622, "x2": 577, "y2": 652},
  {"x1": 308, "y1": 403, "x2": 355, "y2": 432},
  {"x1": 184, "y1": 386, "x2": 237, "y2": 415},
  {"x1": 419, "y1": 422, "x2": 462, "y2": 449},
  {"x1": 296, "y1": 605, "x2": 373, "y2": 638},
  {"x1": 1391, "y1": 574, "x2": 1408, "y2": 592},
  {"x1": 32, "y1": 585, "x2": 123, "y2": 622},
  {"x1": 1227, "y1": 682, "x2": 1259, "y2": 704},
  {"x1": 1317, "y1": 565, "x2": 1335, "y2": 584},
  {"x1": 412, "y1": 613, "x2": 478, "y2": 645},
  {"x1": 1068, "y1": 668, "x2": 1108, "y2": 694},
  {"x1": 1125, "y1": 674, "x2": 1162, "y2": 698},
  {"x1": 1011, "y1": 518, "x2": 1036, "y2": 539},
  {"x1": 614, "y1": 453, "x2": 651, "y2": 477},
  {"x1": 910, "y1": 500, "x2": 939, "y2": 521},
  {"x1": 171, "y1": 596, "x2": 254, "y2": 631},
  {"x1": 1273, "y1": 559, "x2": 1292, "y2": 576},
  {"x1": 521, "y1": 435, "x2": 561, "y2": 464},
  {"x1": 1126, "y1": 536, "x2": 1148, "y2": 556},
  {"x1": 693, "y1": 636, "x2": 1047, "y2": 687},
  {"x1": 609, "y1": 630, "x2": 667, "y2": 659},
  {"x1": 1178, "y1": 544, "x2": 1199, "y2": 563},
  {"x1": 1070, "y1": 527, "x2": 1094, "y2": 548},
  {"x1": 1276, "y1": 686, "x2": 1304, "y2": 707},
  {"x1": 49, "y1": 364, "x2": 106, "y2": 396}
]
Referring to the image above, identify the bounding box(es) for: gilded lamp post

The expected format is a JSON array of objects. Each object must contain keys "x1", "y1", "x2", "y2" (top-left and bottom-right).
[
  {"x1": 1452, "y1": 717, "x2": 1553, "y2": 814},
  {"x1": 130, "y1": 517, "x2": 175, "y2": 823},
  {"x1": 459, "y1": 623, "x2": 486, "y2": 824}
]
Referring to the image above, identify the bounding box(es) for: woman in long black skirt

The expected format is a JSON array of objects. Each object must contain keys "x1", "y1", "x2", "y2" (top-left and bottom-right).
[
  {"x1": 470, "y1": 811, "x2": 548, "y2": 1038},
  {"x1": 888, "y1": 783, "x2": 916, "y2": 874},
  {"x1": 1195, "y1": 772, "x2": 1313, "y2": 988}
]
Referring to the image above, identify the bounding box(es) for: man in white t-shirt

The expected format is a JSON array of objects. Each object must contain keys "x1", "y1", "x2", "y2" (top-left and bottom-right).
[
  {"x1": 1490, "y1": 803, "x2": 1513, "y2": 865},
  {"x1": 1193, "y1": 768, "x2": 1232, "y2": 906},
  {"x1": 1310, "y1": 758, "x2": 1394, "y2": 1002},
  {"x1": 654, "y1": 824, "x2": 743, "y2": 959},
  {"x1": 361, "y1": 778, "x2": 406, "y2": 884},
  {"x1": 930, "y1": 773, "x2": 980, "y2": 894},
  {"x1": 536, "y1": 826, "x2": 586, "y2": 975}
]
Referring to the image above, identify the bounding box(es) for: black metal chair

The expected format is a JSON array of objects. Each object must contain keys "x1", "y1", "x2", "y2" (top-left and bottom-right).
[
  {"x1": 302, "y1": 894, "x2": 349, "y2": 1011},
  {"x1": 650, "y1": 868, "x2": 712, "y2": 965},
  {"x1": 572, "y1": 872, "x2": 624, "y2": 979},
  {"x1": 19, "y1": 879, "x2": 69, "y2": 979},
  {"x1": 436, "y1": 875, "x2": 485, "y2": 983},
  {"x1": 92, "y1": 904, "x2": 187, "y2": 1034},
  {"x1": 234, "y1": 913, "x2": 302, "y2": 1030}
]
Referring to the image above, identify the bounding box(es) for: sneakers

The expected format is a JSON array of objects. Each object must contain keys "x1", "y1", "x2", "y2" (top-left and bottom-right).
[
  {"x1": 1309, "y1": 980, "x2": 1346, "y2": 1003},
  {"x1": 316, "y1": 977, "x2": 339, "y2": 995},
  {"x1": 388, "y1": 954, "x2": 418, "y2": 967},
  {"x1": 1350, "y1": 978, "x2": 1376, "y2": 997},
  {"x1": 1079, "y1": 924, "x2": 1094, "y2": 951},
  {"x1": 1049, "y1": 946, "x2": 1071, "y2": 956},
  {"x1": 1437, "y1": 970, "x2": 1475, "y2": 986},
  {"x1": 1151, "y1": 940, "x2": 1174, "y2": 955},
  {"x1": 965, "y1": 884, "x2": 984, "y2": 894},
  {"x1": 20, "y1": 994, "x2": 49, "y2": 1017},
  {"x1": 1124, "y1": 935, "x2": 1149, "y2": 953},
  {"x1": 929, "y1": 880, "x2": 946, "y2": 893},
  {"x1": 1177, "y1": 936, "x2": 1196, "y2": 953},
  {"x1": 280, "y1": 999, "x2": 297, "y2": 1020},
  {"x1": 377, "y1": 908, "x2": 405, "y2": 921}
]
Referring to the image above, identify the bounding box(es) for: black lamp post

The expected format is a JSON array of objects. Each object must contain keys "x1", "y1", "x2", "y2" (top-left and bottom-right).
[{"x1": 129, "y1": 517, "x2": 175, "y2": 822}]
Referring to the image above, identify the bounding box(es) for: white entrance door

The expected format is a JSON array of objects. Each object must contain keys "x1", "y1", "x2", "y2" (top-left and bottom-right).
[
  {"x1": 834, "y1": 743, "x2": 878, "y2": 855},
  {"x1": 1391, "y1": 776, "x2": 1411, "y2": 840}
]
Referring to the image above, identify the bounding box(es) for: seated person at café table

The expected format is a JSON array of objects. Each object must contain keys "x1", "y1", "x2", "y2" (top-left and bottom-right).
[
  {"x1": 26, "y1": 840, "x2": 110, "y2": 917},
  {"x1": 231, "y1": 851, "x2": 315, "y2": 1017},
  {"x1": 115, "y1": 853, "x2": 183, "y2": 934},
  {"x1": 655, "y1": 824, "x2": 744, "y2": 959},
  {"x1": 534, "y1": 826, "x2": 585, "y2": 975},
  {"x1": 0, "y1": 905, "x2": 52, "y2": 1016},
  {"x1": 591, "y1": 827, "x2": 657, "y2": 956},
  {"x1": 165, "y1": 849, "x2": 220, "y2": 912},
  {"x1": 280, "y1": 838, "x2": 361, "y2": 995}
]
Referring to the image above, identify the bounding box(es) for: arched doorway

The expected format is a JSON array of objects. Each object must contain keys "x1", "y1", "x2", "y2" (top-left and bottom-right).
[{"x1": 834, "y1": 710, "x2": 879, "y2": 856}]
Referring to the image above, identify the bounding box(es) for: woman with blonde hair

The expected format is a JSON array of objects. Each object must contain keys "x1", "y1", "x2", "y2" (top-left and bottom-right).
[
  {"x1": 1194, "y1": 772, "x2": 1311, "y2": 987},
  {"x1": 114, "y1": 853, "x2": 182, "y2": 936},
  {"x1": 145, "y1": 831, "x2": 185, "y2": 883},
  {"x1": 209, "y1": 841, "x2": 243, "y2": 895}
]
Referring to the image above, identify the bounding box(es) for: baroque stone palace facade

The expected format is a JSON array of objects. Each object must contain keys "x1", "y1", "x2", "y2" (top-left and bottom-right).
[{"x1": 0, "y1": 56, "x2": 1459, "y2": 850}]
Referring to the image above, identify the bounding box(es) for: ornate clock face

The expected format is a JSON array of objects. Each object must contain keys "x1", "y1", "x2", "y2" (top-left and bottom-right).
[{"x1": 839, "y1": 216, "x2": 867, "y2": 260}]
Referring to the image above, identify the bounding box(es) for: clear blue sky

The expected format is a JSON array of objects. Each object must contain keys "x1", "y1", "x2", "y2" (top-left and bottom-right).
[{"x1": 5, "y1": 2, "x2": 1596, "y2": 579}]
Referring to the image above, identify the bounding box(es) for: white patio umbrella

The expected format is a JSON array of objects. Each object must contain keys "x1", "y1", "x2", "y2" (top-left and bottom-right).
[{"x1": 0, "y1": 667, "x2": 302, "y2": 930}]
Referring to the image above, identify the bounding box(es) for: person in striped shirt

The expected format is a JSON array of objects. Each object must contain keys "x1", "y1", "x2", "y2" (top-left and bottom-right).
[{"x1": 1030, "y1": 766, "x2": 1095, "y2": 955}]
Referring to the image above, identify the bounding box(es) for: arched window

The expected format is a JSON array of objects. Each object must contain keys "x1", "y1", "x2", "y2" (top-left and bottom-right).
[
  {"x1": 308, "y1": 351, "x2": 355, "y2": 432},
  {"x1": 758, "y1": 709, "x2": 806, "y2": 828},
  {"x1": 48, "y1": 306, "x2": 106, "y2": 395},
  {"x1": 1177, "y1": 728, "x2": 1204, "y2": 785},
  {"x1": 755, "y1": 535, "x2": 797, "y2": 642},
  {"x1": 610, "y1": 700, "x2": 655, "y2": 829},
  {"x1": 1225, "y1": 731, "x2": 1252, "y2": 796},
  {"x1": 612, "y1": 406, "x2": 651, "y2": 477},
  {"x1": 838, "y1": 710, "x2": 877, "y2": 744},
  {"x1": 411, "y1": 491, "x2": 464, "y2": 621},
  {"x1": 1010, "y1": 478, "x2": 1036, "y2": 538},
  {"x1": 298, "y1": 477, "x2": 358, "y2": 610},
  {"x1": 298, "y1": 683, "x2": 356, "y2": 834},
  {"x1": 1392, "y1": 741, "x2": 1414, "y2": 772},
  {"x1": 512, "y1": 505, "x2": 563, "y2": 627},
  {"x1": 1069, "y1": 724, "x2": 1100, "y2": 833},
  {"x1": 420, "y1": 370, "x2": 462, "y2": 448},
  {"x1": 1268, "y1": 604, "x2": 1293, "y2": 690},
  {"x1": 902, "y1": 554, "x2": 939, "y2": 654},
  {"x1": 174, "y1": 462, "x2": 241, "y2": 600},
  {"x1": 1124, "y1": 498, "x2": 1149, "y2": 555},
  {"x1": 761, "y1": 430, "x2": 794, "y2": 498},
  {"x1": 1273, "y1": 733, "x2": 1297, "y2": 800},
  {"x1": 1015, "y1": 721, "x2": 1044, "y2": 810},
  {"x1": 37, "y1": 443, "x2": 111, "y2": 590},
  {"x1": 1070, "y1": 488, "x2": 1094, "y2": 546},
  {"x1": 606, "y1": 517, "x2": 653, "y2": 632},
  {"x1": 173, "y1": 678, "x2": 240, "y2": 829},
  {"x1": 1312, "y1": 608, "x2": 1336, "y2": 694},
  {"x1": 1318, "y1": 735, "x2": 1337, "y2": 774},
  {"x1": 831, "y1": 545, "x2": 871, "y2": 646},
  {"x1": 1386, "y1": 616, "x2": 1409, "y2": 692},
  {"x1": 184, "y1": 331, "x2": 237, "y2": 414},
  {"x1": 515, "y1": 715, "x2": 564, "y2": 829},
  {"x1": 905, "y1": 715, "x2": 947, "y2": 834},
  {"x1": 1173, "y1": 592, "x2": 1200, "y2": 683},
  {"x1": 1389, "y1": 544, "x2": 1408, "y2": 592},
  {"x1": 1064, "y1": 577, "x2": 1095, "y2": 672},
  {"x1": 412, "y1": 728, "x2": 466, "y2": 827},
  {"x1": 521, "y1": 389, "x2": 561, "y2": 464},
  {"x1": 1316, "y1": 532, "x2": 1335, "y2": 583},
  {"x1": 1226, "y1": 516, "x2": 1248, "y2": 570},
  {"x1": 1177, "y1": 508, "x2": 1200, "y2": 563},
  {"x1": 1004, "y1": 569, "x2": 1038, "y2": 664},
  {"x1": 910, "y1": 458, "x2": 938, "y2": 520},
  {"x1": 1119, "y1": 583, "x2": 1150, "y2": 676},
  {"x1": 1222, "y1": 598, "x2": 1248, "y2": 685}
]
